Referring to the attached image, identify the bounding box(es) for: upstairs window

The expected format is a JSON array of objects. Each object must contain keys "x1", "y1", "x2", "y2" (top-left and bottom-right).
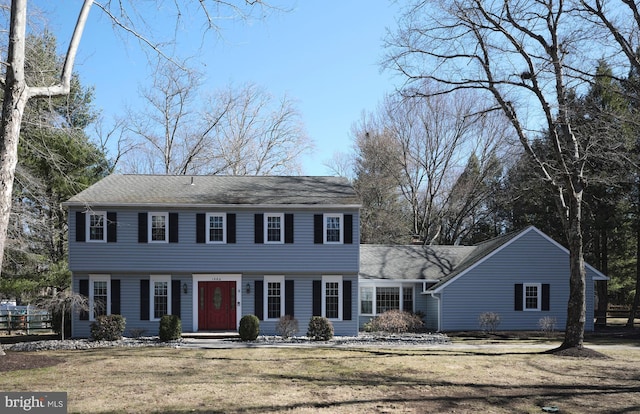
[
  {"x1": 207, "y1": 213, "x2": 226, "y2": 243},
  {"x1": 88, "y1": 212, "x2": 106, "y2": 242},
  {"x1": 150, "y1": 213, "x2": 168, "y2": 243},
  {"x1": 324, "y1": 214, "x2": 343, "y2": 243},
  {"x1": 265, "y1": 213, "x2": 284, "y2": 244}
]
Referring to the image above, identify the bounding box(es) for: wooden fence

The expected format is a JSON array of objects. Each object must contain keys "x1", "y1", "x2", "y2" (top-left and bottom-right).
[{"x1": 0, "y1": 308, "x2": 52, "y2": 334}]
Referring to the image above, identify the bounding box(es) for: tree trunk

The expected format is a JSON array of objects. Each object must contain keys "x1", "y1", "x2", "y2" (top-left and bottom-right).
[
  {"x1": 627, "y1": 199, "x2": 640, "y2": 327},
  {"x1": 0, "y1": 0, "x2": 30, "y2": 274},
  {"x1": 561, "y1": 191, "x2": 587, "y2": 349}
]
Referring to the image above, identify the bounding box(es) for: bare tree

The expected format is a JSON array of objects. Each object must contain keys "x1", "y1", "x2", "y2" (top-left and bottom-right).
[
  {"x1": 385, "y1": 0, "x2": 608, "y2": 351},
  {"x1": 199, "y1": 82, "x2": 313, "y2": 175},
  {"x1": 0, "y1": 0, "x2": 283, "y2": 274}
]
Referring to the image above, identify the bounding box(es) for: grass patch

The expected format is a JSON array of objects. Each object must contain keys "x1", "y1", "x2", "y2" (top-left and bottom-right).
[{"x1": 1, "y1": 345, "x2": 639, "y2": 413}]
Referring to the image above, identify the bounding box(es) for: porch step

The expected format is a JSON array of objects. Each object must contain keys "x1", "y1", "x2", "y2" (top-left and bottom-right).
[{"x1": 182, "y1": 331, "x2": 239, "y2": 339}]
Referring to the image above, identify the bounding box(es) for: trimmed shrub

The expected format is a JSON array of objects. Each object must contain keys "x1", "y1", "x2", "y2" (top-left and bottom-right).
[
  {"x1": 275, "y1": 315, "x2": 298, "y2": 339},
  {"x1": 307, "y1": 316, "x2": 334, "y2": 341},
  {"x1": 367, "y1": 310, "x2": 424, "y2": 333},
  {"x1": 478, "y1": 312, "x2": 501, "y2": 333},
  {"x1": 90, "y1": 314, "x2": 126, "y2": 341},
  {"x1": 239, "y1": 314, "x2": 260, "y2": 341},
  {"x1": 159, "y1": 315, "x2": 182, "y2": 341}
]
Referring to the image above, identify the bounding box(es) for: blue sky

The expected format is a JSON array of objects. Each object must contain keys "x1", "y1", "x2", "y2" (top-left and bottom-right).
[{"x1": 35, "y1": 1, "x2": 403, "y2": 176}]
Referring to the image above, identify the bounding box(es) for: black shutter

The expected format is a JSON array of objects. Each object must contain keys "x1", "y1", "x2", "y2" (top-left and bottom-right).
[
  {"x1": 107, "y1": 212, "x2": 117, "y2": 243},
  {"x1": 344, "y1": 214, "x2": 353, "y2": 244},
  {"x1": 227, "y1": 214, "x2": 236, "y2": 244},
  {"x1": 138, "y1": 213, "x2": 148, "y2": 243},
  {"x1": 542, "y1": 284, "x2": 550, "y2": 311},
  {"x1": 172, "y1": 280, "x2": 181, "y2": 318},
  {"x1": 314, "y1": 215, "x2": 323, "y2": 244},
  {"x1": 254, "y1": 214, "x2": 264, "y2": 244},
  {"x1": 111, "y1": 280, "x2": 121, "y2": 315},
  {"x1": 196, "y1": 213, "x2": 205, "y2": 243},
  {"x1": 140, "y1": 279, "x2": 150, "y2": 320},
  {"x1": 312, "y1": 280, "x2": 322, "y2": 316},
  {"x1": 169, "y1": 213, "x2": 179, "y2": 243},
  {"x1": 285, "y1": 280, "x2": 295, "y2": 317},
  {"x1": 255, "y1": 280, "x2": 264, "y2": 320},
  {"x1": 285, "y1": 214, "x2": 294, "y2": 244},
  {"x1": 79, "y1": 279, "x2": 89, "y2": 320},
  {"x1": 76, "y1": 212, "x2": 86, "y2": 242},
  {"x1": 514, "y1": 284, "x2": 523, "y2": 311},
  {"x1": 343, "y1": 280, "x2": 352, "y2": 320}
]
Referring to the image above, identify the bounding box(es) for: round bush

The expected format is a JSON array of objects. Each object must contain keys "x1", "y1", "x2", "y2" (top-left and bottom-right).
[
  {"x1": 307, "y1": 316, "x2": 334, "y2": 341},
  {"x1": 238, "y1": 314, "x2": 260, "y2": 341},
  {"x1": 159, "y1": 314, "x2": 182, "y2": 341},
  {"x1": 90, "y1": 314, "x2": 126, "y2": 341}
]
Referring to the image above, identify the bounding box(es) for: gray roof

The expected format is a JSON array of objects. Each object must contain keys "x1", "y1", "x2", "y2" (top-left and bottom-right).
[
  {"x1": 359, "y1": 244, "x2": 476, "y2": 281},
  {"x1": 64, "y1": 174, "x2": 360, "y2": 207},
  {"x1": 359, "y1": 229, "x2": 523, "y2": 286}
]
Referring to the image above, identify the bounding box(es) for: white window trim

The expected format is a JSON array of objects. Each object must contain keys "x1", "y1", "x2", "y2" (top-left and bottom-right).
[
  {"x1": 150, "y1": 275, "x2": 172, "y2": 321},
  {"x1": 264, "y1": 213, "x2": 285, "y2": 244},
  {"x1": 89, "y1": 274, "x2": 111, "y2": 321},
  {"x1": 86, "y1": 211, "x2": 107, "y2": 242},
  {"x1": 206, "y1": 212, "x2": 227, "y2": 244},
  {"x1": 264, "y1": 275, "x2": 285, "y2": 320},
  {"x1": 322, "y1": 275, "x2": 343, "y2": 321},
  {"x1": 359, "y1": 285, "x2": 374, "y2": 316},
  {"x1": 323, "y1": 213, "x2": 343, "y2": 244},
  {"x1": 359, "y1": 283, "x2": 415, "y2": 316},
  {"x1": 149, "y1": 212, "x2": 169, "y2": 243},
  {"x1": 523, "y1": 283, "x2": 542, "y2": 311}
]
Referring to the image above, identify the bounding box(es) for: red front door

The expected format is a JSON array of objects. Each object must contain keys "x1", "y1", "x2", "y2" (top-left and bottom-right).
[{"x1": 198, "y1": 281, "x2": 237, "y2": 330}]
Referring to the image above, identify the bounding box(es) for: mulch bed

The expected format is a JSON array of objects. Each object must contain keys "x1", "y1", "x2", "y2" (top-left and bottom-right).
[{"x1": 0, "y1": 352, "x2": 63, "y2": 372}]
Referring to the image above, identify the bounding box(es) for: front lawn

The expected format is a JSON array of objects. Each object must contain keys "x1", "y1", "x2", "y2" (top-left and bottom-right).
[{"x1": 1, "y1": 344, "x2": 639, "y2": 413}]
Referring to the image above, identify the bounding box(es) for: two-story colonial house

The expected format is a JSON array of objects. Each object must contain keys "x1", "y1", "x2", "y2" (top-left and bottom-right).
[{"x1": 64, "y1": 174, "x2": 360, "y2": 338}]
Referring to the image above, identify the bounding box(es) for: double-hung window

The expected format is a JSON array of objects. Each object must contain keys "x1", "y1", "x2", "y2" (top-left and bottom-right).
[
  {"x1": 87, "y1": 211, "x2": 106, "y2": 242},
  {"x1": 360, "y1": 286, "x2": 373, "y2": 314},
  {"x1": 265, "y1": 213, "x2": 284, "y2": 244},
  {"x1": 151, "y1": 275, "x2": 171, "y2": 320},
  {"x1": 322, "y1": 275, "x2": 342, "y2": 320},
  {"x1": 524, "y1": 283, "x2": 541, "y2": 311},
  {"x1": 324, "y1": 214, "x2": 343, "y2": 244},
  {"x1": 207, "y1": 213, "x2": 226, "y2": 243},
  {"x1": 264, "y1": 276, "x2": 285, "y2": 320},
  {"x1": 89, "y1": 275, "x2": 110, "y2": 320},
  {"x1": 149, "y1": 213, "x2": 169, "y2": 243}
]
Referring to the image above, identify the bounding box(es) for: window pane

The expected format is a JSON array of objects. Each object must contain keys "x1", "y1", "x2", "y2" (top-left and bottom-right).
[
  {"x1": 525, "y1": 285, "x2": 539, "y2": 309},
  {"x1": 154, "y1": 281, "x2": 168, "y2": 318},
  {"x1": 403, "y1": 287, "x2": 414, "y2": 312},
  {"x1": 89, "y1": 214, "x2": 104, "y2": 241},
  {"x1": 151, "y1": 215, "x2": 166, "y2": 241},
  {"x1": 93, "y1": 281, "x2": 107, "y2": 317},
  {"x1": 326, "y1": 216, "x2": 341, "y2": 242},
  {"x1": 360, "y1": 287, "x2": 373, "y2": 314},
  {"x1": 267, "y1": 281, "x2": 281, "y2": 319},
  {"x1": 325, "y1": 282, "x2": 339, "y2": 318},
  {"x1": 209, "y1": 215, "x2": 224, "y2": 242},
  {"x1": 376, "y1": 287, "x2": 400, "y2": 313},
  {"x1": 267, "y1": 216, "x2": 281, "y2": 242}
]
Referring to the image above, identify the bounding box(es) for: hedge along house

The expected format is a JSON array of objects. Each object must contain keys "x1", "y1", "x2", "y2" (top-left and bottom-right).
[
  {"x1": 359, "y1": 226, "x2": 608, "y2": 332},
  {"x1": 63, "y1": 175, "x2": 361, "y2": 338}
]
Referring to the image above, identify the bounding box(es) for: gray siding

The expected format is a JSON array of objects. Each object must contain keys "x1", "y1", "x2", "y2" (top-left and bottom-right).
[
  {"x1": 69, "y1": 209, "x2": 359, "y2": 274},
  {"x1": 438, "y1": 229, "x2": 598, "y2": 331}
]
